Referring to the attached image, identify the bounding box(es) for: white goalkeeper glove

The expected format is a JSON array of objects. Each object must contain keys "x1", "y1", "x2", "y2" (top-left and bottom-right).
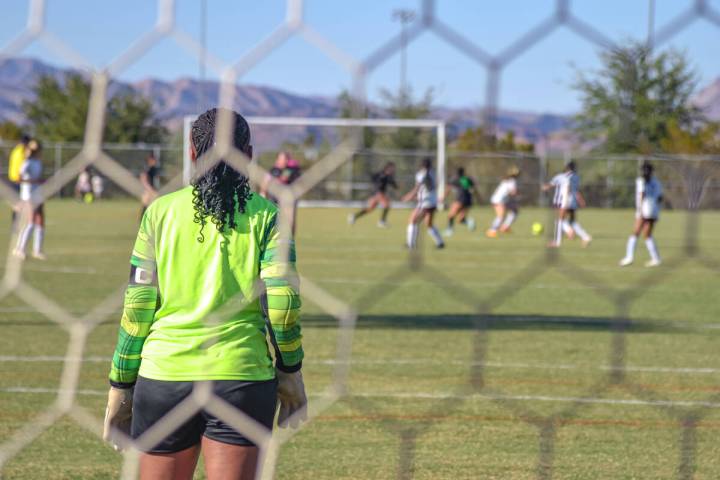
[
  {"x1": 103, "y1": 386, "x2": 133, "y2": 451},
  {"x1": 276, "y1": 370, "x2": 307, "y2": 428}
]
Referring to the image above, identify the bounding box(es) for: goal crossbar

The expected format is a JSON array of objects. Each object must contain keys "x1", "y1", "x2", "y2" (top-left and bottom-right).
[{"x1": 182, "y1": 116, "x2": 447, "y2": 204}]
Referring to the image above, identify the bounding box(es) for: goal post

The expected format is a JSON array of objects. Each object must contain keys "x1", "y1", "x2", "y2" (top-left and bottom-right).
[{"x1": 183, "y1": 116, "x2": 447, "y2": 208}]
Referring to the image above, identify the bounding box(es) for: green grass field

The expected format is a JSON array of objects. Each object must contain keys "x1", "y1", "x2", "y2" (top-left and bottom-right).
[{"x1": 1, "y1": 200, "x2": 719, "y2": 479}]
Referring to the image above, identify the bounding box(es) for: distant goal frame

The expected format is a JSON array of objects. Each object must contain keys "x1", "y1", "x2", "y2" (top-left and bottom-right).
[{"x1": 182, "y1": 116, "x2": 447, "y2": 207}]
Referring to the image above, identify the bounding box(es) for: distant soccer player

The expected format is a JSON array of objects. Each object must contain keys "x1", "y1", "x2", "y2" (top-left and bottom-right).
[
  {"x1": 486, "y1": 166, "x2": 520, "y2": 237},
  {"x1": 91, "y1": 170, "x2": 105, "y2": 200},
  {"x1": 7, "y1": 134, "x2": 30, "y2": 227},
  {"x1": 544, "y1": 161, "x2": 591, "y2": 247},
  {"x1": 140, "y1": 152, "x2": 160, "y2": 217},
  {"x1": 348, "y1": 162, "x2": 397, "y2": 227},
  {"x1": 444, "y1": 167, "x2": 480, "y2": 236},
  {"x1": 13, "y1": 140, "x2": 46, "y2": 260},
  {"x1": 402, "y1": 158, "x2": 444, "y2": 249},
  {"x1": 75, "y1": 167, "x2": 92, "y2": 200},
  {"x1": 544, "y1": 167, "x2": 571, "y2": 244},
  {"x1": 620, "y1": 162, "x2": 663, "y2": 267},
  {"x1": 261, "y1": 151, "x2": 302, "y2": 233}
]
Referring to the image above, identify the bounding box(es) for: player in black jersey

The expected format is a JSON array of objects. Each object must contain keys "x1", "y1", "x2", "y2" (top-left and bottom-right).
[
  {"x1": 443, "y1": 167, "x2": 480, "y2": 237},
  {"x1": 261, "y1": 151, "x2": 302, "y2": 233},
  {"x1": 348, "y1": 162, "x2": 397, "y2": 227}
]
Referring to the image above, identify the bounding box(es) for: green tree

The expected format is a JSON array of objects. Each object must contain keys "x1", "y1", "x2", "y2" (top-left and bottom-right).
[
  {"x1": 660, "y1": 121, "x2": 720, "y2": 154},
  {"x1": 105, "y1": 92, "x2": 166, "y2": 143},
  {"x1": 23, "y1": 74, "x2": 90, "y2": 141},
  {"x1": 0, "y1": 120, "x2": 24, "y2": 142},
  {"x1": 23, "y1": 73, "x2": 167, "y2": 143},
  {"x1": 573, "y1": 42, "x2": 699, "y2": 153},
  {"x1": 337, "y1": 90, "x2": 375, "y2": 149},
  {"x1": 377, "y1": 86, "x2": 434, "y2": 151},
  {"x1": 454, "y1": 126, "x2": 533, "y2": 153}
]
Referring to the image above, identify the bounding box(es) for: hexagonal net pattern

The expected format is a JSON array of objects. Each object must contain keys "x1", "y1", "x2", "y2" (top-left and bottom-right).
[{"x1": 0, "y1": 1, "x2": 719, "y2": 479}]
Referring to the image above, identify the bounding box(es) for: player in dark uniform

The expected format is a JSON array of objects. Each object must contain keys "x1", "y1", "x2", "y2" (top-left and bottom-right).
[
  {"x1": 261, "y1": 151, "x2": 302, "y2": 232},
  {"x1": 348, "y1": 162, "x2": 397, "y2": 228},
  {"x1": 140, "y1": 152, "x2": 160, "y2": 218},
  {"x1": 444, "y1": 167, "x2": 479, "y2": 236}
]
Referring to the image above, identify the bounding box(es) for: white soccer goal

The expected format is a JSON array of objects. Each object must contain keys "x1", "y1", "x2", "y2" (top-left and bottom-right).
[{"x1": 183, "y1": 115, "x2": 447, "y2": 207}]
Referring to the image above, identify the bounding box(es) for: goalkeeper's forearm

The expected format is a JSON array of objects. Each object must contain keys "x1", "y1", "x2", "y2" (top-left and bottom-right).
[
  {"x1": 108, "y1": 279, "x2": 158, "y2": 388},
  {"x1": 264, "y1": 278, "x2": 303, "y2": 372},
  {"x1": 260, "y1": 215, "x2": 303, "y2": 372}
]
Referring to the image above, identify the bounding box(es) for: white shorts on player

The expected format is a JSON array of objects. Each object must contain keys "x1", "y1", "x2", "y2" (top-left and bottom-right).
[
  {"x1": 487, "y1": 167, "x2": 520, "y2": 237},
  {"x1": 403, "y1": 159, "x2": 444, "y2": 249},
  {"x1": 620, "y1": 164, "x2": 663, "y2": 267},
  {"x1": 545, "y1": 164, "x2": 591, "y2": 247}
]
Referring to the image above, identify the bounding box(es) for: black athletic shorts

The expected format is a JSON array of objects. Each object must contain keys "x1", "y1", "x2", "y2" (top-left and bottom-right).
[
  {"x1": 456, "y1": 192, "x2": 472, "y2": 208},
  {"x1": 131, "y1": 376, "x2": 278, "y2": 453}
]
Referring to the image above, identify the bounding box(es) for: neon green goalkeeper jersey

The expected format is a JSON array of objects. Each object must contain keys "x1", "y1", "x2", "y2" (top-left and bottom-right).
[{"x1": 108, "y1": 186, "x2": 302, "y2": 385}]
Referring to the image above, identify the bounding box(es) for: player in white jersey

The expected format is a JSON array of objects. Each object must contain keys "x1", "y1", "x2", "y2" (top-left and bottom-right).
[
  {"x1": 486, "y1": 166, "x2": 520, "y2": 238},
  {"x1": 401, "y1": 158, "x2": 444, "y2": 249},
  {"x1": 620, "y1": 162, "x2": 663, "y2": 267},
  {"x1": 543, "y1": 161, "x2": 591, "y2": 247},
  {"x1": 13, "y1": 140, "x2": 46, "y2": 260}
]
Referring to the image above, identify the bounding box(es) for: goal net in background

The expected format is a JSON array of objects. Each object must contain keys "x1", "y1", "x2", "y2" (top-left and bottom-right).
[{"x1": 183, "y1": 116, "x2": 447, "y2": 206}]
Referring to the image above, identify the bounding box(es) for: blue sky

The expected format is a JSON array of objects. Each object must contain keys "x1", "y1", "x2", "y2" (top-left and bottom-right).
[{"x1": 2, "y1": 0, "x2": 719, "y2": 114}]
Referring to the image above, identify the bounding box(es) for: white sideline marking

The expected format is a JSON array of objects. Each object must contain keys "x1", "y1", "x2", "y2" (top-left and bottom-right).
[
  {"x1": 351, "y1": 392, "x2": 720, "y2": 409},
  {"x1": 0, "y1": 355, "x2": 109, "y2": 362},
  {"x1": 0, "y1": 265, "x2": 100, "y2": 275},
  {"x1": 2, "y1": 386, "x2": 719, "y2": 409},
  {"x1": 1, "y1": 387, "x2": 105, "y2": 396},
  {"x1": 1, "y1": 355, "x2": 719, "y2": 375}
]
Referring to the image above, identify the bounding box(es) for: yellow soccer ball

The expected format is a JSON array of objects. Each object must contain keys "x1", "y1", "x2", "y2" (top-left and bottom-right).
[{"x1": 531, "y1": 222, "x2": 544, "y2": 236}]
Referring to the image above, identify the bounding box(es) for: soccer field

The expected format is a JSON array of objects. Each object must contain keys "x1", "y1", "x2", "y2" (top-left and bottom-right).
[{"x1": 1, "y1": 200, "x2": 719, "y2": 479}]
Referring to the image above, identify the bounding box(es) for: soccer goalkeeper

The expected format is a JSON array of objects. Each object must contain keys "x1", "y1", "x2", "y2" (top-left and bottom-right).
[{"x1": 103, "y1": 108, "x2": 306, "y2": 479}]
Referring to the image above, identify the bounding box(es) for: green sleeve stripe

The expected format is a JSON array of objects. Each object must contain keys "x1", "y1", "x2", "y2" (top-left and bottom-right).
[
  {"x1": 112, "y1": 355, "x2": 142, "y2": 369},
  {"x1": 267, "y1": 308, "x2": 299, "y2": 325},
  {"x1": 261, "y1": 245, "x2": 297, "y2": 263},
  {"x1": 130, "y1": 255, "x2": 156, "y2": 270},
  {"x1": 278, "y1": 348, "x2": 304, "y2": 367},
  {"x1": 125, "y1": 285, "x2": 158, "y2": 301},
  {"x1": 259, "y1": 213, "x2": 278, "y2": 250},
  {"x1": 272, "y1": 324, "x2": 302, "y2": 342},
  {"x1": 116, "y1": 330, "x2": 148, "y2": 351},
  {"x1": 262, "y1": 277, "x2": 292, "y2": 287},
  {"x1": 108, "y1": 282, "x2": 159, "y2": 386},
  {"x1": 266, "y1": 293, "x2": 302, "y2": 310}
]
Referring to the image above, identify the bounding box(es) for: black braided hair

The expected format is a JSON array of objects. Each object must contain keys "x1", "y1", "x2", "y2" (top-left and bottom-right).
[{"x1": 190, "y1": 108, "x2": 253, "y2": 242}]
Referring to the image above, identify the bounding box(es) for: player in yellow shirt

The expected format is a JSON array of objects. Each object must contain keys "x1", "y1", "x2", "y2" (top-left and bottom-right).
[{"x1": 7, "y1": 135, "x2": 30, "y2": 227}]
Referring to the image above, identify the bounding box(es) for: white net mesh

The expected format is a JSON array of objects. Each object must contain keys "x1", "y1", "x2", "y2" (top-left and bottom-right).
[{"x1": 1, "y1": 1, "x2": 720, "y2": 479}]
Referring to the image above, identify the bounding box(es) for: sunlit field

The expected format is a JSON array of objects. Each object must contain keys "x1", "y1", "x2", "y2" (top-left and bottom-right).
[{"x1": 1, "y1": 200, "x2": 719, "y2": 479}]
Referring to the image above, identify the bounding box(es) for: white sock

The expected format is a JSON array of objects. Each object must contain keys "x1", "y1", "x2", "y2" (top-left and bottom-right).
[
  {"x1": 561, "y1": 220, "x2": 573, "y2": 235},
  {"x1": 16, "y1": 224, "x2": 34, "y2": 252},
  {"x1": 501, "y1": 211, "x2": 516, "y2": 228},
  {"x1": 33, "y1": 226, "x2": 44, "y2": 254},
  {"x1": 572, "y1": 222, "x2": 590, "y2": 241},
  {"x1": 625, "y1": 235, "x2": 637, "y2": 260},
  {"x1": 428, "y1": 226, "x2": 443, "y2": 246},
  {"x1": 406, "y1": 224, "x2": 419, "y2": 248},
  {"x1": 645, "y1": 236, "x2": 660, "y2": 262},
  {"x1": 490, "y1": 217, "x2": 502, "y2": 231},
  {"x1": 554, "y1": 219, "x2": 563, "y2": 245}
]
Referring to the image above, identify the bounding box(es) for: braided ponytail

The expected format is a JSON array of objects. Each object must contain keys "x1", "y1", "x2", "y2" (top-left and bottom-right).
[{"x1": 190, "y1": 108, "x2": 253, "y2": 242}]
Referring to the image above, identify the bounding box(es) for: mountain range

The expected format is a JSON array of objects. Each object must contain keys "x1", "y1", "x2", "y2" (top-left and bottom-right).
[{"x1": 1, "y1": 57, "x2": 719, "y2": 152}]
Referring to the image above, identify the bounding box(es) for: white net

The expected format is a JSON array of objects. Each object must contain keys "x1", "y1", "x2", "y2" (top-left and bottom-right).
[{"x1": 0, "y1": 1, "x2": 719, "y2": 479}]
